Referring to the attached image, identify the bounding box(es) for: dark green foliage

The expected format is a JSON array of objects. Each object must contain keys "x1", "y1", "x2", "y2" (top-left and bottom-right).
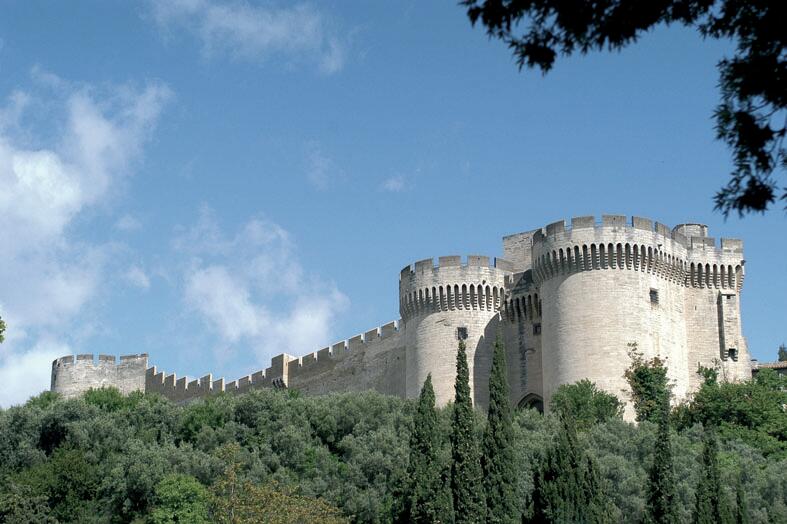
[
  {"x1": 0, "y1": 482, "x2": 56, "y2": 524},
  {"x1": 401, "y1": 375, "x2": 452, "y2": 523},
  {"x1": 625, "y1": 344, "x2": 671, "y2": 424},
  {"x1": 450, "y1": 340, "x2": 485, "y2": 523},
  {"x1": 0, "y1": 315, "x2": 5, "y2": 344},
  {"x1": 674, "y1": 368, "x2": 787, "y2": 457},
  {"x1": 778, "y1": 344, "x2": 787, "y2": 362},
  {"x1": 644, "y1": 405, "x2": 680, "y2": 524},
  {"x1": 16, "y1": 447, "x2": 101, "y2": 522},
  {"x1": 176, "y1": 395, "x2": 233, "y2": 444},
  {"x1": 692, "y1": 429, "x2": 731, "y2": 524},
  {"x1": 2, "y1": 376, "x2": 787, "y2": 523},
  {"x1": 83, "y1": 387, "x2": 143, "y2": 412},
  {"x1": 734, "y1": 477, "x2": 750, "y2": 524},
  {"x1": 482, "y1": 338, "x2": 518, "y2": 523},
  {"x1": 149, "y1": 473, "x2": 210, "y2": 523},
  {"x1": 462, "y1": 0, "x2": 786, "y2": 217},
  {"x1": 550, "y1": 379, "x2": 623, "y2": 432},
  {"x1": 529, "y1": 416, "x2": 613, "y2": 523}
]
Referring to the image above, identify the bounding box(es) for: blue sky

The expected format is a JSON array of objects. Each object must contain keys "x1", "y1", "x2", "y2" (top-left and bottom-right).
[{"x1": 0, "y1": 1, "x2": 784, "y2": 406}]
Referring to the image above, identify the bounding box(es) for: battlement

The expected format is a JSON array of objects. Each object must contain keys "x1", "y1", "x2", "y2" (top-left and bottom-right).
[
  {"x1": 142, "y1": 320, "x2": 406, "y2": 402},
  {"x1": 145, "y1": 351, "x2": 296, "y2": 401},
  {"x1": 529, "y1": 215, "x2": 744, "y2": 289},
  {"x1": 51, "y1": 353, "x2": 149, "y2": 398},
  {"x1": 399, "y1": 255, "x2": 511, "y2": 320},
  {"x1": 399, "y1": 255, "x2": 514, "y2": 278},
  {"x1": 52, "y1": 353, "x2": 149, "y2": 368},
  {"x1": 531, "y1": 215, "x2": 743, "y2": 255}
]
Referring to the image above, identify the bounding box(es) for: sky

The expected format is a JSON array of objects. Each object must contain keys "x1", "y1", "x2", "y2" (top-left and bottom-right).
[{"x1": 0, "y1": 1, "x2": 784, "y2": 407}]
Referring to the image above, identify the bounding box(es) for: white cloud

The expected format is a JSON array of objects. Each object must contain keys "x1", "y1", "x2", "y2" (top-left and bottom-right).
[
  {"x1": 124, "y1": 265, "x2": 151, "y2": 290},
  {"x1": 0, "y1": 339, "x2": 67, "y2": 407},
  {"x1": 0, "y1": 75, "x2": 170, "y2": 406},
  {"x1": 381, "y1": 174, "x2": 407, "y2": 192},
  {"x1": 115, "y1": 214, "x2": 143, "y2": 232},
  {"x1": 149, "y1": 0, "x2": 346, "y2": 73},
  {"x1": 178, "y1": 209, "x2": 348, "y2": 364}
]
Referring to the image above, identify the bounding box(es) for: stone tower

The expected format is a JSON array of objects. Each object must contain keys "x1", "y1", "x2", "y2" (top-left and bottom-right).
[{"x1": 399, "y1": 256, "x2": 511, "y2": 409}]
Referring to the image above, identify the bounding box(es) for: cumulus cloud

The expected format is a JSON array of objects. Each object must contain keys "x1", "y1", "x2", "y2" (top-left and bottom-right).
[
  {"x1": 0, "y1": 75, "x2": 170, "y2": 407},
  {"x1": 178, "y1": 208, "x2": 348, "y2": 364},
  {"x1": 149, "y1": 0, "x2": 347, "y2": 73}
]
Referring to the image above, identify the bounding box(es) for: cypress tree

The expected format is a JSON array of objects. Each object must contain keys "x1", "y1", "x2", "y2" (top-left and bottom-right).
[
  {"x1": 734, "y1": 478, "x2": 749, "y2": 524},
  {"x1": 403, "y1": 374, "x2": 453, "y2": 523},
  {"x1": 482, "y1": 337, "x2": 518, "y2": 523},
  {"x1": 530, "y1": 416, "x2": 582, "y2": 523},
  {"x1": 581, "y1": 454, "x2": 615, "y2": 524},
  {"x1": 529, "y1": 415, "x2": 613, "y2": 523},
  {"x1": 644, "y1": 400, "x2": 679, "y2": 524},
  {"x1": 450, "y1": 340, "x2": 485, "y2": 524},
  {"x1": 693, "y1": 428, "x2": 731, "y2": 524}
]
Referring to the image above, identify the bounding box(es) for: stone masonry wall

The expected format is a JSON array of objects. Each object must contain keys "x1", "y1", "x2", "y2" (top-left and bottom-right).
[{"x1": 51, "y1": 354, "x2": 148, "y2": 398}]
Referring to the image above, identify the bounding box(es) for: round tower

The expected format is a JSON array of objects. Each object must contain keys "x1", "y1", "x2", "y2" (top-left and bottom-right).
[
  {"x1": 532, "y1": 215, "x2": 693, "y2": 417},
  {"x1": 399, "y1": 255, "x2": 512, "y2": 409},
  {"x1": 531, "y1": 215, "x2": 748, "y2": 418},
  {"x1": 51, "y1": 353, "x2": 148, "y2": 398}
]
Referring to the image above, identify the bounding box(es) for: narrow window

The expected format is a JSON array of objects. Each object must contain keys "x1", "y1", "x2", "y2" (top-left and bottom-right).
[
  {"x1": 456, "y1": 327, "x2": 468, "y2": 341},
  {"x1": 533, "y1": 323, "x2": 542, "y2": 336},
  {"x1": 649, "y1": 288, "x2": 659, "y2": 305},
  {"x1": 728, "y1": 348, "x2": 738, "y2": 361}
]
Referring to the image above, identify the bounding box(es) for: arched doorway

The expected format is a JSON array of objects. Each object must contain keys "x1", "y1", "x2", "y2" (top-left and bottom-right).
[{"x1": 517, "y1": 393, "x2": 544, "y2": 413}]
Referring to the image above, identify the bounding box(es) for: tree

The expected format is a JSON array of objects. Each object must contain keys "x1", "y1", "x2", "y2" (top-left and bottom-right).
[
  {"x1": 481, "y1": 337, "x2": 518, "y2": 523},
  {"x1": 674, "y1": 368, "x2": 787, "y2": 457},
  {"x1": 625, "y1": 344, "x2": 672, "y2": 424},
  {"x1": 0, "y1": 483, "x2": 57, "y2": 524},
  {"x1": 462, "y1": 0, "x2": 786, "y2": 217},
  {"x1": 211, "y1": 444, "x2": 347, "y2": 524},
  {"x1": 644, "y1": 400, "x2": 680, "y2": 524},
  {"x1": 450, "y1": 340, "x2": 485, "y2": 523},
  {"x1": 550, "y1": 379, "x2": 624, "y2": 432},
  {"x1": 402, "y1": 374, "x2": 452, "y2": 523},
  {"x1": 529, "y1": 415, "x2": 613, "y2": 523},
  {"x1": 778, "y1": 344, "x2": 787, "y2": 362},
  {"x1": 692, "y1": 429, "x2": 731, "y2": 524},
  {"x1": 734, "y1": 478, "x2": 750, "y2": 524},
  {"x1": 150, "y1": 474, "x2": 211, "y2": 524},
  {"x1": 0, "y1": 316, "x2": 5, "y2": 344}
]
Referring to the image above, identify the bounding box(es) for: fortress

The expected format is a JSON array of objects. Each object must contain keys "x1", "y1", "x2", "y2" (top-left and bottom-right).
[{"x1": 50, "y1": 215, "x2": 752, "y2": 418}]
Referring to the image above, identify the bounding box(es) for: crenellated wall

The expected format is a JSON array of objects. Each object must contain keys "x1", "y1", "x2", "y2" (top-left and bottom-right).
[
  {"x1": 51, "y1": 353, "x2": 148, "y2": 398},
  {"x1": 48, "y1": 214, "x2": 751, "y2": 421}
]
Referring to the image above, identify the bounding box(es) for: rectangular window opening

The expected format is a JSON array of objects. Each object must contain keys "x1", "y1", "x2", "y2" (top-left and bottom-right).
[
  {"x1": 650, "y1": 288, "x2": 659, "y2": 305},
  {"x1": 456, "y1": 327, "x2": 468, "y2": 341},
  {"x1": 533, "y1": 323, "x2": 541, "y2": 336}
]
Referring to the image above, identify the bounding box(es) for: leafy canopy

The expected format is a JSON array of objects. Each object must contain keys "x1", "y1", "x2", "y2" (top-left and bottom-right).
[
  {"x1": 624, "y1": 343, "x2": 672, "y2": 424},
  {"x1": 550, "y1": 379, "x2": 624, "y2": 432},
  {"x1": 462, "y1": 0, "x2": 786, "y2": 216}
]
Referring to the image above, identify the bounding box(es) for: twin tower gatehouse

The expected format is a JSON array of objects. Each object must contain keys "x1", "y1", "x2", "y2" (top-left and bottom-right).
[{"x1": 51, "y1": 215, "x2": 751, "y2": 419}]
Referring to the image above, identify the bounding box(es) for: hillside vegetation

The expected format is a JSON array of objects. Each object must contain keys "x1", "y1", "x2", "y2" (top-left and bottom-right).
[{"x1": 0, "y1": 362, "x2": 785, "y2": 523}]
